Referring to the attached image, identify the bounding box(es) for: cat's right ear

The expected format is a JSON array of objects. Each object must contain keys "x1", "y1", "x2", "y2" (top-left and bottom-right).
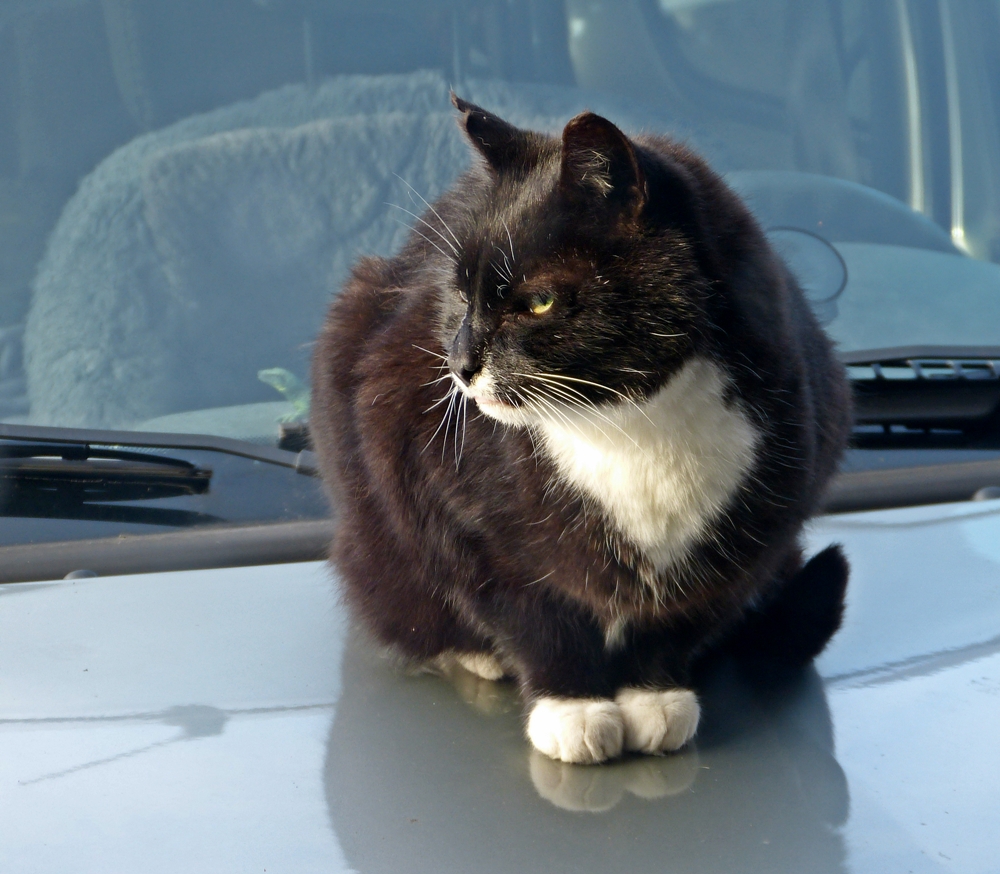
[
  {"x1": 452, "y1": 92, "x2": 533, "y2": 174},
  {"x1": 559, "y1": 112, "x2": 646, "y2": 224}
]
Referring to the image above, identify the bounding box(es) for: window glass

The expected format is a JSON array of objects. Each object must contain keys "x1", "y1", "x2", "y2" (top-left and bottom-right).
[{"x1": 1, "y1": 0, "x2": 999, "y2": 439}]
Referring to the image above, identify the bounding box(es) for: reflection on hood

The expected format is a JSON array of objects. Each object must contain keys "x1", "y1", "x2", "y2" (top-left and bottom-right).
[{"x1": 324, "y1": 627, "x2": 848, "y2": 874}]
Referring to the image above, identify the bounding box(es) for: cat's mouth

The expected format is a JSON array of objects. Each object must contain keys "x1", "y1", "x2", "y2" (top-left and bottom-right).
[
  {"x1": 455, "y1": 369, "x2": 516, "y2": 410},
  {"x1": 472, "y1": 394, "x2": 515, "y2": 410},
  {"x1": 451, "y1": 366, "x2": 537, "y2": 426},
  {"x1": 458, "y1": 377, "x2": 529, "y2": 425},
  {"x1": 471, "y1": 391, "x2": 529, "y2": 427},
  {"x1": 469, "y1": 391, "x2": 522, "y2": 421}
]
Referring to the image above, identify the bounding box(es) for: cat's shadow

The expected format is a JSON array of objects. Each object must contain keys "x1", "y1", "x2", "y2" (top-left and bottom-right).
[{"x1": 324, "y1": 628, "x2": 849, "y2": 874}]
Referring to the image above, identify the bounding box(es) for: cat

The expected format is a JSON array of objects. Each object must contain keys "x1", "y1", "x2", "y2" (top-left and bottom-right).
[{"x1": 310, "y1": 94, "x2": 853, "y2": 764}]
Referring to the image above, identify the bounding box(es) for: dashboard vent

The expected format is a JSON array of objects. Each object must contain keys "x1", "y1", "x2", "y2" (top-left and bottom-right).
[{"x1": 842, "y1": 346, "x2": 1000, "y2": 439}]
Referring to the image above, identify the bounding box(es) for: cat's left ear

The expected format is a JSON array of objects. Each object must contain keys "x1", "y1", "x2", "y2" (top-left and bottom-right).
[
  {"x1": 559, "y1": 112, "x2": 646, "y2": 220},
  {"x1": 452, "y1": 92, "x2": 534, "y2": 174}
]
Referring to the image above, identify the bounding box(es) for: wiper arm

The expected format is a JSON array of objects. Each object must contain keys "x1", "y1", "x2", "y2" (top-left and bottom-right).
[
  {"x1": 842, "y1": 345, "x2": 1000, "y2": 435},
  {"x1": 1, "y1": 440, "x2": 212, "y2": 502},
  {"x1": 0, "y1": 423, "x2": 318, "y2": 476}
]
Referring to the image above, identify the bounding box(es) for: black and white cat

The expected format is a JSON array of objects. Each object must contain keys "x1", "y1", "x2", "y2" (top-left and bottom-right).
[{"x1": 311, "y1": 95, "x2": 852, "y2": 764}]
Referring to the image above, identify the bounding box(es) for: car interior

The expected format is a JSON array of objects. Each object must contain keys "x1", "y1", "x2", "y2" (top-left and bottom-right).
[{"x1": 2, "y1": 0, "x2": 1000, "y2": 442}]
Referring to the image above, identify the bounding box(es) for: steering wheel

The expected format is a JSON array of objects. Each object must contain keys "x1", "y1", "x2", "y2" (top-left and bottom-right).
[{"x1": 727, "y1": 171, "x2": 958, "y2": 254}]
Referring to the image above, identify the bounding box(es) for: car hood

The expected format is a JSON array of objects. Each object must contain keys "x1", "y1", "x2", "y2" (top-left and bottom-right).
[{"x1": 3, "y1": 500, "x2": 1000, "y2": 874}]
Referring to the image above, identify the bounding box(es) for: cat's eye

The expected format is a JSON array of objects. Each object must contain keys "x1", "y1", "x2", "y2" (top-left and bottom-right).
[{"x1": 529, "y1": 292, "x2": 555, "y2": 315}]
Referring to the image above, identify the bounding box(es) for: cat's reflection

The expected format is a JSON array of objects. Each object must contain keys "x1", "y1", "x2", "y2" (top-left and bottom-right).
[
  {"x1": 430, "y1": 657, "x2": 702, "y2": 811},
  {"x1": 425, "y1": 654, "x2": 515, "y2": 716},
  {"x1": 325, "y1": 627, "x2": 848, "y2": 874},
  {"x1": 529, "y1": 747, "x2": 701, "y2": 812},
  {"x1": 425, "y1": 656, "x2": 702, "y2": 810}
]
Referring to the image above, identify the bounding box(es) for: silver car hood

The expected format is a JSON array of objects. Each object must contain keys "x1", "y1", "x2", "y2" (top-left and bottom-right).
[{"x1": 3, "y1": 500, "x2": 1000, "y2": 874}]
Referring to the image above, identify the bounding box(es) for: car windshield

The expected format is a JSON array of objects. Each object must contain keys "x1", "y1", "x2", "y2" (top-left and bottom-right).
[{"x1": 2, "y1": 0, "x2": 1000, "y2": 445}]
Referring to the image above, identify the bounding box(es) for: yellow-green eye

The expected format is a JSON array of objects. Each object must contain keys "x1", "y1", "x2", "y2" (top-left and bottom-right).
[{"x1": 530, "y1": 292, "x2": 555, "y2": 315}]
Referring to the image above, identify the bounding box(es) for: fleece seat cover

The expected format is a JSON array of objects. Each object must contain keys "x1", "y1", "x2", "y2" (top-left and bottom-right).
[{"x1": 23, "y1": 71, "x2": 680, "y2": 427}]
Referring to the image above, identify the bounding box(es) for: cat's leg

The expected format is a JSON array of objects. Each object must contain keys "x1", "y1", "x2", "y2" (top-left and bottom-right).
[
  {"x1": 611, "y1": 627, "x2": 701, "y2": 754},
  {"x1": 466, "y1": 585, "x2": 626, "y2": 764},
  {"x1": 333, "y1": 513, "x2": 492, "y2": 666}
]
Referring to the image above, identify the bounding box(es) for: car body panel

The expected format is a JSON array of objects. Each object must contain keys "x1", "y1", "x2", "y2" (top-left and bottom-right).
[
  {"x1": 3, "y1": 500, "x2": 1000, "y2": 873},
  {"x1": 3, "y1": 5, "x2": 1000, "y2": 872}
]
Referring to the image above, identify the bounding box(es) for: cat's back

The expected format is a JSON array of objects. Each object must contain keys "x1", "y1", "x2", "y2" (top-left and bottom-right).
[
  {"x1": 632, "y1": 131, "x2": 852, "y2": 507},
  {"x1": 309, "y1": 253, "x2": 412, "y2": 492}
]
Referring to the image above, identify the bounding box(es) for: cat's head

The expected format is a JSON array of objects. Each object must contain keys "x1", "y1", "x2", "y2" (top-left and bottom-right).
[{"x1": 437, "y1": 95, "x2": 722, "y2": 428}]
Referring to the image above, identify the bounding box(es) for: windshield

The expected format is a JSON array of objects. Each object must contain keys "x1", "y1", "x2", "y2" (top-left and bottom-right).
[{"x1": 2, "y1": 0, "x2": 1000, "y2": 441}]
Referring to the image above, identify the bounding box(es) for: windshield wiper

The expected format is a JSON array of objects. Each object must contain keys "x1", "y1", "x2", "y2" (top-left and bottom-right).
[
  {"x1": 0, "y1": 423, "x2": 318, "y2": 476},
  {"x1": 843, "y1": 346, "x2": 1000, "y2": 441},
  {"x1": 1, "y1": 441, "x2": 212, "y2": 502}
]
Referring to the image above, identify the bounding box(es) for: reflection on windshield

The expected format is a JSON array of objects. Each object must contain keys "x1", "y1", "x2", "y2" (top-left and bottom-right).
[{"x1": 1, "y1": 0, "x2": 999, "y2": 436}]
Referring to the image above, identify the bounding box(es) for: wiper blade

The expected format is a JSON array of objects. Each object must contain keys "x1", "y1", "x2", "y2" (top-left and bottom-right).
[
  {"x1": 1, "y1": 440, "x2": 212, "y2": 501},
  {"x1": 842, "y1": 346, "x2": 1000, "y2": 435},
  {"x1": 0, "y1": 423, "x2": 318, "y2": 476}
]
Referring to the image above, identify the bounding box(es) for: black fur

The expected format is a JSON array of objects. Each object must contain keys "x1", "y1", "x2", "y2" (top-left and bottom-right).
[
  {"x1": 724, "y1": 545, "x2": 850, "y2": 667},
  {"x1": 311, "y1": 97, "x2": 852, "y2": 750}
]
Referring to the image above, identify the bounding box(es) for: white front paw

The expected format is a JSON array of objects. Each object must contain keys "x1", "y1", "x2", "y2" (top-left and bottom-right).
[
  {"x1": 615, "y1": 687, "x2": 700, "y2": 754},
  {"x1": 527, "y1": 697, "x2": 624, "y2": 764}
]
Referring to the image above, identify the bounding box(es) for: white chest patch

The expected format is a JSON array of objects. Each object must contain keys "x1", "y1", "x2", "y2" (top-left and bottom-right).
[{"x1": 534, "y1": 357, "x2": 761, "y2": 573}]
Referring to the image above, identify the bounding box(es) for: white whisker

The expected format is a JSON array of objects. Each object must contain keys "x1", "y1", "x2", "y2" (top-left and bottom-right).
[
  {"x1": 455, "y1": 391, "x2": 469, "y2": 469},
  {"x1": 520, "y1": 386, "x2": 587, "y2": 439},
  {"x1": 423, "y1": 392, "x2": 455, "y2": 413},
  {"x1": 533, "y1": 386, "x2": 641, "y2": 452},
  {"x1": 412, "y1": 344, "x2": 449, "y2": 362},
  {"x1": 502, "y1": 218, "x2": 516, "y2": 265},
  {"x1": 515, "y1": 373, "x2": 650, "y2": 447},
  {"x1": 388, "y1": 216, "x2": 451, "y2": 261},
  {"x1": 422, "y1": 385, "x2": 458, "y2": 455},
  {"x1": 492, "y1": 248, "x2": 513, "y2": 281},
  {"x1": 386, "y1": 203, "x2": 459, "y2": 257},
  {"x1": 530, "y1": 371, "x2": 641, "y2": 406},
  {"x1": 441, "y1": 391, "x2": 460, "y2": 463},
  {"x1": 525, "y1": 385, "x2": 643, "y2": 461},
  {"x1": 420, "y1": 373, "x2": 454, "y2": 387},
  {"x1": 526, "y1": 371, "x2": 656, "y2": 426},
  {"x1": 491, "y1": 259, "x2": 512, "y2": 286},
  {"x1": 393, "y1": 173, "x2": 463, "y2": 252},
  {"x1": 521, "y1": 379, "x2": 652, "y2": 457}
]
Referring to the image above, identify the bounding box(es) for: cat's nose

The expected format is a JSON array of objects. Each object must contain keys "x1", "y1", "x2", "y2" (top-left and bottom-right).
[
  {"x1": 451, "y1": 358, "x2": 478, "y2": 387},
  {"x1": 449, "y1": 318, "x2": 480, "y2": 386}
]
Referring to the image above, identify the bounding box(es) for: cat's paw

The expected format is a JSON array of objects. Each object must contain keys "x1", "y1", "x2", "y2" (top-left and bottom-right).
[
  {"x1": 454, "y1": 651, "x2": 507, "y2": 681},
  {"x1": 432, "y1": 650, "x2": 507, "y2": 681},
  {"x1": 527, "y1": 697, "x2": 624, "y2": 764},
  {"x1": 615, "y1": 687, "x2": 700, "y2": 754}
]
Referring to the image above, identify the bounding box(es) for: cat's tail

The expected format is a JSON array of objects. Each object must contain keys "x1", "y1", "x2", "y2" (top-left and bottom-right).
[{"x1": 728, "y1": 545, "x2": 849, "y2": 667}]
